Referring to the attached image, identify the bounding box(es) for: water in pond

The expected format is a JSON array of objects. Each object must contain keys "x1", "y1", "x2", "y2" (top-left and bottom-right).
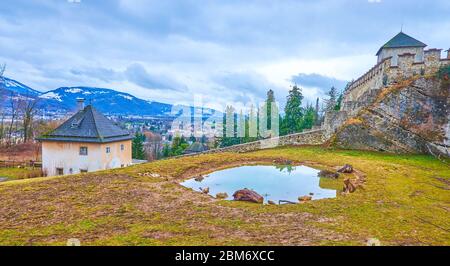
[{"x1": 181, "y1": 165, "x2": 337, "y2": 204}]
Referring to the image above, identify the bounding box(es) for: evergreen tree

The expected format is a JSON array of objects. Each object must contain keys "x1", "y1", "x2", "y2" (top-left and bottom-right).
[
  {"x1": 301, "y1": 104, "x2": 316, "y2": 130},
  {"x1": 266, "y1": 89, "x2": 275, "y2": 130},
  {"x1": 335, "y1": 93, "x2": 343, "y2": 111},
  {"x1": 132, "y1": 132, "x2": 146, "y2": 159},
  {"x1": 324, "y1": 86, "x2": 338, "y2": 112},
  {"x1": 284, "y1": 85, "x2": 304, "y2": 134},
  {"x1": 314, "y1": 97, "x2": 321, "y2": 126},
  {"x1": 218, "y1": 106, "x2": 240, "y2": 147},
  {"x1": 171, "y1": 135, "x2": 189, "y2": 155},
  {"x1": 162, "y1": 143, "x2": 171, "y2": 157}
]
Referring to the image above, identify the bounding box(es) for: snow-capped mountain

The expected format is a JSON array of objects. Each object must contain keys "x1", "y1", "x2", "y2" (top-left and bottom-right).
[
  {"x1": 38, "y1": 86, "x2": 172, "y2": 115},
  {"x1": 0, "y1": 77, "x2": 218, "y2": 117},
  {"x1": 0, "y1": 77, "x2": 41, "y2": 97}
]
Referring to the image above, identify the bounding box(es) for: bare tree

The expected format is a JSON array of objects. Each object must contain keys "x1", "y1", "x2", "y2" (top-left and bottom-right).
[
  {"x1": 7, "y1": 91, "x2": 19, "y2": 146},
  {"x1": 0, "y1": 64, "x2": 6, "y2": 145},
  {"x1": 19, "y1": 95, "x2": 39, "y2": 143}
]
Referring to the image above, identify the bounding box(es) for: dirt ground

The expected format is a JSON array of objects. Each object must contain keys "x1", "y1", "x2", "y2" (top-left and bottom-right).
[{"x1": 0, "y1": 146, "x2": 448, "y2": 246}]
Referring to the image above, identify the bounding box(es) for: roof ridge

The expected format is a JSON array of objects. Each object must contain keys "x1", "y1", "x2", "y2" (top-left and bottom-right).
[{"x1": 88, "y1": 105, "x2": 103, "y2": 140}]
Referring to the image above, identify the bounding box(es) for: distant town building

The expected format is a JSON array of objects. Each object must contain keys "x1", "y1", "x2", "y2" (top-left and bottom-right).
[
  {"x1": 36, "y1": 99, "x2": 133, "y2": 176},
  {"x1": 183, "y1": 141, "x2": 208, "y2": 154}
]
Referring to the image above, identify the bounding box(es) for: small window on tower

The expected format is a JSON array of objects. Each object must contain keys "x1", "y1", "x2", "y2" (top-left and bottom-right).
[
  {"x1": 120, "y1": 144, "x2": 124, "y2": 151},
  {"x1": 106, "y1": 147, "x2": 111, "y2": 153}
]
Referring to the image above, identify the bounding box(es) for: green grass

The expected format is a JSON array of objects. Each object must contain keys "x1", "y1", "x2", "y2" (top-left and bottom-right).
[
  {"x1": 0, "y1": 146, "x2": 449, "y2": 246},
  {"x1": 0, "y1": 167, "x2": 40, "y2": 180}
]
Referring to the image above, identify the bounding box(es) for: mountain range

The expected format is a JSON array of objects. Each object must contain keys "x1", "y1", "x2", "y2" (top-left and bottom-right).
[{"x1": 0, "y1": 76, "x2": 215, "y2": 117}]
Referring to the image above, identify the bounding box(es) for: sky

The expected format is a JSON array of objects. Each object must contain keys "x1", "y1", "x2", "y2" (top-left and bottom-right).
[{"x1": 0, "y1": 0, "x2": 449, "y2": 111}]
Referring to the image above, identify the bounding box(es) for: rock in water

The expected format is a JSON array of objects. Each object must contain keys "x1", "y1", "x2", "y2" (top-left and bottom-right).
[
  {"x1": 216, "y1": 192, "x2": 228, "y2": 199},
  {"x1": 298, "y1": 195, "x2": 312, "y2": 202},
  {"x1": 200, "y1": 187, "x2": 209, "y2": 194},
  {"x1": 232, "y1": 189, "x2": 263, "y2": 203},
  {"x1": 338, "y1": 164, "x2": 353, "y2": 173},
  {"x1": 318, "y1": 170, "x2": 339, "y2": 179},
  {"x1": 194, "y1": 176, "x2": 204, "y2": 182}
]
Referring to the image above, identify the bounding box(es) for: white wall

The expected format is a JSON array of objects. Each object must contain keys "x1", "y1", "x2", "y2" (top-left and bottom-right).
[
  {"x1": 41, "y1": 140, "x2": 132, "y2": 176},
  {"x1": 378, "y1": 47, "x2": 424, "y2": 65}
]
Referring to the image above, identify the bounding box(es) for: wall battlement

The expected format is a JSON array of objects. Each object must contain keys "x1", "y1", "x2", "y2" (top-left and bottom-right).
[
  {"x1": 346, "y1": 49, "x2": 448, "y2": 100},
  {"x1": 324, "y1": 46, "x2": 449, "y2": 138},
  {"x1": 343, "y1": 49, "x2": 449, "y2": 111}
]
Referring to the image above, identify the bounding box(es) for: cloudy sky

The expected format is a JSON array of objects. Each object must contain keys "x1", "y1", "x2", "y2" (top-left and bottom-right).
[{"x1": 1, "y1": 0, "x2": 449, "y2": 110}]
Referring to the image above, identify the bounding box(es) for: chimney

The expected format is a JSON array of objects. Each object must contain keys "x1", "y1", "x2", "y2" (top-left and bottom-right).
[{"x1": 76, "y1": 98, "x2": 85, "y2": 111}]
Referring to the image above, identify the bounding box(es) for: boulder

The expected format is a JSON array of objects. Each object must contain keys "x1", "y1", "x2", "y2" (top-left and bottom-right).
[
  {"x1": 216, "y1": 192, "x2": 228, "y2": 199},
  {"x1": 268, "y1": 200, "x2": 276, "y2": 205},
  {"x1": 318, "y1": 170, "x2": 339, "y2": 179},
  {"x1": 232, "y1": 189, "x2": 263, "y2": 204},
  {"x1": 337, "y1": 164, "x2": 353, "y2": 173},
  {"x1": 298, "y1": 195, "x2": 312, "y2": 202},
  {"x1": 194, "y1": 175, "x2": 204, "y2": 182},
  {"x1": 200, "y1": 187, "x2": 209, "y2": 194},
  {"x1": 273, "y1": 158, "x2": 293, "y2": 165},
  {"x1": 343, "y1": 178, "x2": 357, "y2": 193}
]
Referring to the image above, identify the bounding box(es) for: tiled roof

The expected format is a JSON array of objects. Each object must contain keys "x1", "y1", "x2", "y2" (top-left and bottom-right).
[
  {"x1": 36, "y1": 105, "x2": 132, "y2": 143},
  {"x1": 376, "y1": 32, "x2": 427, "y2": 55},
  {"x1": 184, "y1": 142, "x2": 208, "y2": 154}
]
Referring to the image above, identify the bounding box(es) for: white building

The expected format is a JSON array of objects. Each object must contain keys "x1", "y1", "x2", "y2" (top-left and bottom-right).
[{"x1": 37, "y1": 100, "x2": 133, "y2": 176}]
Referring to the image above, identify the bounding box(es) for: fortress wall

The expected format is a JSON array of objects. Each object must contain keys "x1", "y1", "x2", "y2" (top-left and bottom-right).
[
  {"x1": 326, "y1": 47, "x2": 449, "y2": 139},
  {"x1": 343, "y1": 58, "x2": 388, "y2": 104},
  {"x1": 345, "y1": 49, "x2": 449, "y2": 108}
]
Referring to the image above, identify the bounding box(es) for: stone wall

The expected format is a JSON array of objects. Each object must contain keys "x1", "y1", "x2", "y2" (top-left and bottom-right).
[
  {"x1": 332, "y1": 76, "x2": 450, "y2": 158},
  {"x1": 323, "y1": 46, "x2": 450, "y2": 157},
  {"x1": 326, "y1": 49, "x2": 450, "y2": 138},
  {"x1": 175, "y1": 130, "x2": 326, "y2": 158}
]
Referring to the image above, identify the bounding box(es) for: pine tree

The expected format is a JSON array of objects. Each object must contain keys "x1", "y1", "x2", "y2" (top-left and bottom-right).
[
  {"x1": 266, "y1": 89, "x2": 275, "y2": 130},
  {"x1": 314, "y1": 97, "x2": 321, "y2": 126},
  {"x1": 132, "y1": 132, "x2": 146, "y2": 159},
  {"x1": 301, "y1": 104, "x2": 316, "y2": 130},
  {"x1": 335, "y1": 93, "x2": 343, "y2": 111},
  {"x1": 284, "y1": 85, "x2": 304, "y2": 134},
  {"x1": 325, "y1": 86, "x2": 337, "y2": 112}
]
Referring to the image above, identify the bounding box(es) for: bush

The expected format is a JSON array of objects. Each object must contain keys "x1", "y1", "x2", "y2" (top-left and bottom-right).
[
  {"x1": 25, "y1": 169, "x2": 45, "y2": 179},
  {"x1": 437, "y1": 65, "x2": 450, "y2": 80}
]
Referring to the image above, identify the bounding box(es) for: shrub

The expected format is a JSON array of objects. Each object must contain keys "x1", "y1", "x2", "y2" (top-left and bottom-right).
[
  {"x1": 26, "y1": 169, "x2": 45, "y2": 179},
  {"x1": 437, "y1": 65, "x2": 450, "y2": 80}
]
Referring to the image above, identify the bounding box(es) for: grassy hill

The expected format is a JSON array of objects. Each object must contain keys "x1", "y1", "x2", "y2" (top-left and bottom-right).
[{"x1": 0, "y1": 146, "x2": 449, "y2": 245}]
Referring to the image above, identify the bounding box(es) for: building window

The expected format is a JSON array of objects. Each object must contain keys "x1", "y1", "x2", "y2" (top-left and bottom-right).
[
  {"x1": 120, "y1": 144, "x2": 124, "y2": 151},
  {"x1": 56, "y1": 168, "x2": 64, "y2": 175},
  {"x1": 80, "y1": 169, "x2": 88, "y2": 173},
  {"x1": 80, "y1": 146, "x2": 88, "y2": 156},
  {"x1": 106, "y1": 147, "x2": 111, "y2": 153}
]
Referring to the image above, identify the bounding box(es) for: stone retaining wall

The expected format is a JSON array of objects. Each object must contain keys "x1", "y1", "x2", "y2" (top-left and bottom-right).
[{"x1": 175, "y1": 130, "x2": 326, "y2": 158}]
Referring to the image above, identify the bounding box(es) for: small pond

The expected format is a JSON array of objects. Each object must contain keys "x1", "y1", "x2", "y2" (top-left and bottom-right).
[{"x1": 181, "y1": 165, "x2": 338, "y2": 204}]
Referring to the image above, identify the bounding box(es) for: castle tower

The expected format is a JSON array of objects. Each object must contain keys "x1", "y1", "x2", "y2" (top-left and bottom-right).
[{"x1": 376, "y1": 32, "x2": 427, "y2": 65}]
